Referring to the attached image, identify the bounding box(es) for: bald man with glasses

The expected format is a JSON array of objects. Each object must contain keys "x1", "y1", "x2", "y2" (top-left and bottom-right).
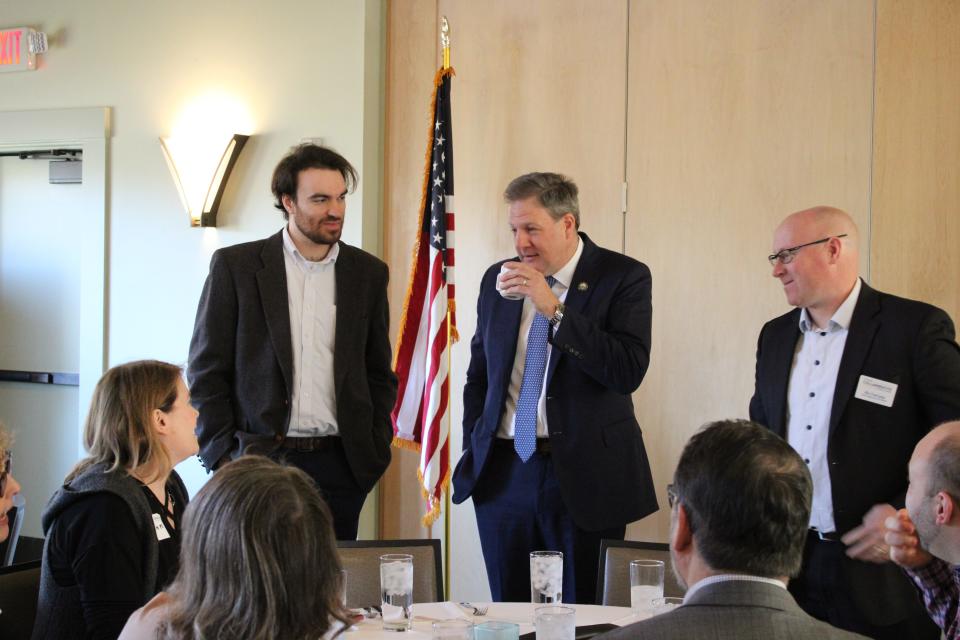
[{"x1": 749, "y1": 206, "x2": 960, "y2": 640}]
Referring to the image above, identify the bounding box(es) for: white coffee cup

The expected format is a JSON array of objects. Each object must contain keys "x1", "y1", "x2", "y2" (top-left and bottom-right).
[{"x1": 497, "y1": 262, "x2": 524, "y2": 300}]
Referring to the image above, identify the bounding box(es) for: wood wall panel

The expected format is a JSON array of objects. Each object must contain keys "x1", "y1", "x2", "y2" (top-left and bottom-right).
[
  {"x1": 624, "y1": 0, "x2": 875, "y2": 542},
  {"x1": 381, "y1": 0, "x2": 440, "y2": 540},
  {"x1": 871, "y1": 0, "x2": 960, "y2": 321}
]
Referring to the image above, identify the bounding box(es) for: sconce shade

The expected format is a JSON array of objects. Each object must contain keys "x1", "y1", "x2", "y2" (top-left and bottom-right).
[{"x1": 160, "y1": 133, "x2": 249, "y2": 227}]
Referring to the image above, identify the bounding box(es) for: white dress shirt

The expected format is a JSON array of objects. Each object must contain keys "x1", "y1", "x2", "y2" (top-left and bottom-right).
[
  {"x1": 497, "y1": 238, "x2": 584, "y2": 439},
  {"x1": 785, "y1": 277, "x2": 862, "y2": 532},
  {"x1": 282, "y1": 227, "x2": 339, "y2": 437},
  {"x1": 682, "y1": 573, "x2": 787, "y2": 604}
]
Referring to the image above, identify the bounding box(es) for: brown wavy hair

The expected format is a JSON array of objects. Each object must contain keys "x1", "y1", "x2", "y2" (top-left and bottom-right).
[
  {"x1": 66, "y1": 360, "x2": 181, "y2": 484},
  {"x1": 159, "y1": 456, "x2": 350, "y2": 640}
]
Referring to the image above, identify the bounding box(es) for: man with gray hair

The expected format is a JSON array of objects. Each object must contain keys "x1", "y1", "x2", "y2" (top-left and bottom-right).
[
  {"x1": 885, "y1": 420, "x2": 960, "y2": 639},
  {"x1": 452, "y1": 172, "x2": 657, "y2": 603},
  {"x1": 599, "y1": 420, "x2": 867, "y2": 639}
]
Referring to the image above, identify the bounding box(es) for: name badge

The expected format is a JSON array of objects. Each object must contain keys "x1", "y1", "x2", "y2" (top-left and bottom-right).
[
  {"x1": 152, "y1": 513, "x2": 170, "y2": 541},
  {"x1": 854, "y1": 375, "x2": 898, "y2": 407}
]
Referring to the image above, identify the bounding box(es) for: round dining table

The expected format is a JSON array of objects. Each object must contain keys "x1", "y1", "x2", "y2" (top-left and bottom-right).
[{"x1": 347, "y1": 601, "x2": 639, "y2": 639}]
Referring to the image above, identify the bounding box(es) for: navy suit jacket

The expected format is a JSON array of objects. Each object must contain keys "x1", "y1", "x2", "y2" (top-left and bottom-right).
[
  {"x1": 451, "y1": 233, "x2": 658, "y2": 531},
  {"x1": 187, "y1": 231, "x2": 397, "y2": 492},
  {"x1": 749, "y1": 281, "x2": 960, "y2": 625}
]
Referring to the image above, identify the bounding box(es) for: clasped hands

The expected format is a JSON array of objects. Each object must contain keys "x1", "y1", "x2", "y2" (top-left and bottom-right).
[
  {"x1": 498, "y1": 263, "x2": 560, "y2": 317},
  {"x1": 842, "y1": 503, "x2": 932, "y2": 569}
]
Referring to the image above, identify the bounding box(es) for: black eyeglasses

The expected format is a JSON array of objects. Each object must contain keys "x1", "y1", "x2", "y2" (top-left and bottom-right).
[
  {"x1": 666, "y1": 483, "x2": 677, "y2": 508},
  {"x1": 0, "y1": 451, "x2": 11, "y2": 496},
  {"x1": 768, "y1": 234, "x2": 847, "y2": 266}
]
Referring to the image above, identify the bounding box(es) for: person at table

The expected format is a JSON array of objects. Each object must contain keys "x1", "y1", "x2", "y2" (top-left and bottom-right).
[
  {"x1": 452, "y1": 172, "x2": 657, "y2": 603},
  {"x1": 884, "y1": 420, "x2": 960, "y2": 639},
  {"x1": 118, "y1": 455, "x2": 350, "y2": 640},
  {"x1": 32, "y1": 360, "x2": 197, "y2": 640},
  {"x1": 0, "y1": 421, "x2": 23, "y2": 544},
  {"x1": 599, "y1": 420, "x2": 867, "y2": 640}
]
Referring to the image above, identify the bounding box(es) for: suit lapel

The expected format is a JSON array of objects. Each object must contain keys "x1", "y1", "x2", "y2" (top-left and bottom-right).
[
  {"x1": 829, "y1": 282, "x2": 881, "y2": 438},
  {"x1": 546, "y1": 233, "x2": 597, "y2": 384},
  {"x1": 492, "y1": 271, "x2": 524, "y2": 392},
  {"x1": 766, "y1": 313, "x2": 801, "y2": 438},
  {"x1": 333, "y1": 243, "x2": 359, "y2": 394},
  {"x1": 256, "y1": 231, "x2": 294, "y2": 394}
]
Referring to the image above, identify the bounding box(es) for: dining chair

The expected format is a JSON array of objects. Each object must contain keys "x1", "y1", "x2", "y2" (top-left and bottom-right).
[
  {"x1": 0, "y1": 559, "x2": 41, "y2": 637},
  {"x1": 337, "y1": 539, "x2": 443, "y2": 608},
  {"x1": 595, "y1": 539, "x2": 686, "y2": 605}
]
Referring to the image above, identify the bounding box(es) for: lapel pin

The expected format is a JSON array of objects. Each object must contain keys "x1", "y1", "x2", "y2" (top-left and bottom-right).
[{"x1": 577, "y1": 282, "x2": 589, "y2": 291}]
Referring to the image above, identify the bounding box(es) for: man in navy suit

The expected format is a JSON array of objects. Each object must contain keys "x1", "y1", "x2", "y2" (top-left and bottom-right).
[
  {"x1": 452, "y1": 172, "x2": 658, "y2": 604},
  {"x1": 750, "y1": 206, "x2": 960, "y2": 638}
]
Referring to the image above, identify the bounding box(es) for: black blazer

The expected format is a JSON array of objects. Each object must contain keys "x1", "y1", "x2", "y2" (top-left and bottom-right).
[
  {"x1": 452, "y1": 233, "x2": 658, "y2": 531},
  {"x1": 749, "y1": 281, "x2": 960, "y2": 624},
  {"x1": 188, "y1": 231, "x2": 397, "y2": 492}
]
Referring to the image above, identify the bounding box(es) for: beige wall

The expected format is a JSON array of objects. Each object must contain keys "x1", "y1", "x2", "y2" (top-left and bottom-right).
[{"x1": 383, "y1": 0, "x2": 960, "y2": 600}]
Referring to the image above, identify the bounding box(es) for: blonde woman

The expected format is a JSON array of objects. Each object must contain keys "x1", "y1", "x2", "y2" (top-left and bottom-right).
[
  {"x1": 32, "y1": 360, "x2": 198, "y2": 640},
  {"x1": 0, "y1": 422, "x2": 22, "y2": 544},
  {"x1": 120, "y1": 456, "x2": 350, "y2": 640}
]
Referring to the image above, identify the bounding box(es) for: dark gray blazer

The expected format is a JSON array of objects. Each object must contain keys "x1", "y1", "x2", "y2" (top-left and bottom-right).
[
  {"x1": 188, "y1": 230, "x2": 397, "y2": 491},
  {"x1": 598, "y1": 580, "x2": 869, "y2": 640}
]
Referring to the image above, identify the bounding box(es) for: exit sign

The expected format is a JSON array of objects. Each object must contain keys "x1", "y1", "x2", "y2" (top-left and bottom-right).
[{"x1": 0, "y1": 27, "x2": 46, "y2": 73}]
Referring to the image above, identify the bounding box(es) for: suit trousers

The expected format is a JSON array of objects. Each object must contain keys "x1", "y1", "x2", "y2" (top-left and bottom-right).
[
  {"x1": 792, "y1": 531, "x2": 939, "y2": 640},
  {"x1": 473, "y1": 439, "x2": 625, "y2": 604},
  {"x1": 276, "y1": 439, "x2": 368, "y2": 540}
]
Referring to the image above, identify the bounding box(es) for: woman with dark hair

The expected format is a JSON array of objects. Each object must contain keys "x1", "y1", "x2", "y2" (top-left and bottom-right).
[
  {"x1": 0, "y1": 422, "x2": 22, "y2": 544},
  {"x1": 32, "y1": 360, "x2": 198, "y2": 640},
  {"x1": 119, "y1": 456, "x2": 350, "y2": 640}
]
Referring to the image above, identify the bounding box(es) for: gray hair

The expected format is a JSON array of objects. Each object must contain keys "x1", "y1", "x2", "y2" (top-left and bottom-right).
[{"x1": 504, "y1": 172, "x2": 580, "y2": 228}]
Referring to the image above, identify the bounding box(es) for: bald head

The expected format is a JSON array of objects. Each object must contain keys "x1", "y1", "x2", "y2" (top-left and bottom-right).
[
  {"x1": 771, "y1": 206, "x2": 861, "y2": 326},
  {"x1": 914, "y1": 421, "x2": 960, "y2": 497}
]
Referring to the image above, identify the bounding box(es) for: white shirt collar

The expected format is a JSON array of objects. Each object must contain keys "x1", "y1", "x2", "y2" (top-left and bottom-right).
[
  {"x1": 549, "y1": 237, "x2": 584, "y2": 289},
  {"x1": 683, "y1": 573, "x2": 787, "y2": 603},
  {"x1": 282, "y1": 225, "x2": 339, "y2": 266},
  {"x1": 799, "y1": 277, "x2": 862, "y2": 332}
]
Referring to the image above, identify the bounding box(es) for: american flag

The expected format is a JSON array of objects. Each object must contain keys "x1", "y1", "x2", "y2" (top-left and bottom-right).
[{"x1": 391, "y1": 67, "x2": 457, "y2": 526}]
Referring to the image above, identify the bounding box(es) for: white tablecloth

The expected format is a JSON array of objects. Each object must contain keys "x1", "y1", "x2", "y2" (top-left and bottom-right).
[{"x1": 347, "y1": 602, "x2": 638, "y2": 639}]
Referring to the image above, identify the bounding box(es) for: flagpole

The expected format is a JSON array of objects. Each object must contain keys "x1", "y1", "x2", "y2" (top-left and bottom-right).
[{"x1": 440, "y1": 14, "x2": 452, "y2": 601}]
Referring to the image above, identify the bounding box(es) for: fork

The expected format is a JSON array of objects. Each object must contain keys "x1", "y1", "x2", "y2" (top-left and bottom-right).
[{"x1": 458, "y1": 602, "x2": 489, "y2": 616}]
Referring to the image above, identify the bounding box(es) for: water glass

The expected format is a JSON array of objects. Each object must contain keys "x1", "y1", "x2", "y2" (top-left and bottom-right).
[
  {"x1": 629, "y1": 559, "x2": 664, "y2": 615},
  {"x1": 380, "y1": 554, "x2": 414, "y2": 631},
  {"x1": 432, "y1": 619, "x2": 475, "y2": 640},
  {"x1": 530, "y1": 551, "x2": 563, "y2": 603},
  {"x1": 474, "y1": 621, "x2": 519, "y2": 640},
  {"x1": 534, "y1": 605, "x2": 575, "y2": 640}
]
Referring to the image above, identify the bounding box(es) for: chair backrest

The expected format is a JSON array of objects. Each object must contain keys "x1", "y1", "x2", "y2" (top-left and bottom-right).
[
  {"x1": 337, "y1": 539, "x2": 443, "y2": 608},
  {"x1": 596, "y1": 539, "x2": 686, "y2": 606},
  {"x1": 0, "y1": 493, "x2": 25, "y2": 566},
  {"x1": 0, "y1": 559, "x2": 41, "y2": 638}
]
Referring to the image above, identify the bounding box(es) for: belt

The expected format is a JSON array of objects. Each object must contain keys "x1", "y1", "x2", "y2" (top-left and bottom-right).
[
  {"x1": 809, "y1": 528, "x2": 841, "y2": 542},
  {"x1": 495, "y1": 438, "x2": 551, "y2": 454},
  {"x1": 279, "y1": 436, "x2": 341, "y2": 452}
]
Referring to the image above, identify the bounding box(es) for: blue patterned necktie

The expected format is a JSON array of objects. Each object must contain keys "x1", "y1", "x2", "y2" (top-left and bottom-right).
[{"x1": 514, "y1": 276, "x2": 556, "y2": 462}]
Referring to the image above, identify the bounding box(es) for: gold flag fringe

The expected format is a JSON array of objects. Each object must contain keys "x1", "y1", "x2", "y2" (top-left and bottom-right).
[{"x1": 418, "y1": 465, "x2": 452, "y2": 527}]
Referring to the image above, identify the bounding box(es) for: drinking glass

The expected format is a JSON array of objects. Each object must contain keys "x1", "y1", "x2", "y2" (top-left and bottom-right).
[
  {"x1": 432, "y1": 619, "x2": 474, "y2": 640},
  {"x1": 530, "y1": 551, "x2": 563, "y2": 603},
  {"x1": 474, "y1": 621, "x2": 519, "y2": 640},
  {"x1": 380, "y1": 554, "x2": 414, "y2": 631},
  {"x1": 534, "y1": 605, "x2": 575, "y2": 640},
  {"x1": 629, "y1": 559, "x2": 664, "y2": 615},
  {"x1": 649, "y1": 596, "x2": 684, "y2": 616}
]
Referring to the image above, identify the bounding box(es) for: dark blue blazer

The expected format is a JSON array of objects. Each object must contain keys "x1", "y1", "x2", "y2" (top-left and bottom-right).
[
  {"x1": 452, "y1": 233, "x2": 658, "y2": 531},
  {"x1": 749, "y1": 281, "x2": 960, "y2": 625}
]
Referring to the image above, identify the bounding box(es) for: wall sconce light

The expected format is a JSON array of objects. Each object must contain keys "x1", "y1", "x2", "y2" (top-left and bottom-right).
[{"x1": 159, "y1": 133, "x2": 249, "y2": 227}]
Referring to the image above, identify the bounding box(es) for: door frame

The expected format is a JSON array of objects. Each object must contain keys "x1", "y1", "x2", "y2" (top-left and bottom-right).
[{"x1": 0, "y1": 107, "x2": 110, "y2": 456}]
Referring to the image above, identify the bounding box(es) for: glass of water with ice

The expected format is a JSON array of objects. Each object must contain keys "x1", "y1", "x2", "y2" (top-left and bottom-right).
[
  {"x1": 530, "y1": 551, "x2": 563, "y2": 603},
  {"x1": 380, "y1": 554, "x2": 414, "y2": 631},
  {"x1": 629, "y1": 559, "x2": 664, "y2": 616}
]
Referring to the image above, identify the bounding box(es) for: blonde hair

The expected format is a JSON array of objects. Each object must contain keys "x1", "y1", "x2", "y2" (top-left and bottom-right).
[
  {"x1": 0, "y1": 421, "x2": 11, "y2": 458},
  {"x1": 160, "y1": 456, "x2": 350, "y2": 640},
  {"x1": 66, "y1": 360, "x2": 182, "y2": 484}
]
